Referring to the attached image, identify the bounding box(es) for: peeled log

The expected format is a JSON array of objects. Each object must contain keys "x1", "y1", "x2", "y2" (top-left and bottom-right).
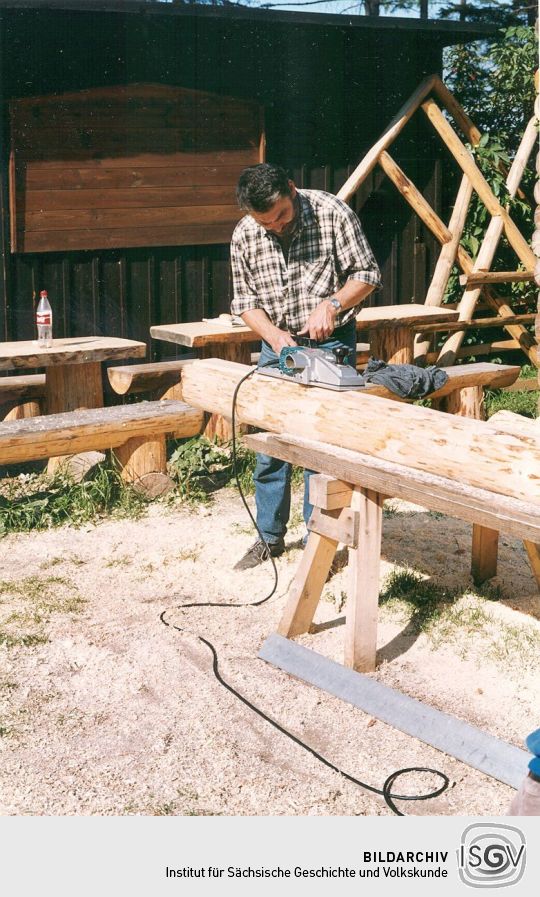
[{"x1": 181, "y1": 358, "x2": 540, "y2": 506}]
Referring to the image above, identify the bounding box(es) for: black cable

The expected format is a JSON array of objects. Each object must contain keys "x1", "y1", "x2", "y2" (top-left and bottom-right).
[{"x1": 160, "y1": 365, "x2": 451, "y2": 815}]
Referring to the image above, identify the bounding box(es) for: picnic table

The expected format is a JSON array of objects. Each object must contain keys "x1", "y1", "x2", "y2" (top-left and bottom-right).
[
  {"x1": 355, "y1": 303, "x2": 459, "y2": 364},
  {"x1": 0, "y1": 336, "x2": 146, "y2": 472},
  {"x1": 150, "y1": 304, "x2": 459, "y2": 368},
  {"x1": 0, "y1": 336, "x2": 146, "y2": 414}
]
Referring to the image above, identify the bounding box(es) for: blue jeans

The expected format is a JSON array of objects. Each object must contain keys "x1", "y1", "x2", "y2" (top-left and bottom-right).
[{"x1": 254, "y1": 319, "x2": 357, "y2": 543}]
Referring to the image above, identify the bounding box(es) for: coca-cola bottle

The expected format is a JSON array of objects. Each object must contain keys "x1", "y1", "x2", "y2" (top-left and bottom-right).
[{"x1": 36, "y1": 290, "x2": 53, "y2": 348}]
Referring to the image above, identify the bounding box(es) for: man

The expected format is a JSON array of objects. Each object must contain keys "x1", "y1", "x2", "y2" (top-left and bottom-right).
[{"x1": 230, "y1": 163, "x2": 381, "y2": 570}]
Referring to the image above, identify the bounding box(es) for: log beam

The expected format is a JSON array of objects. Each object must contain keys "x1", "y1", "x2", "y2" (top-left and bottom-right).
[{"x1": 181, "y1": 358, "x2": 540, "y2": 505}]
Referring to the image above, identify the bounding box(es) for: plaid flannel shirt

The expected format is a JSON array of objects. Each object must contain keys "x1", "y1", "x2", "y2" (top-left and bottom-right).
[{"x1": 230, "y1": 189, "x2": 381, "y2": 333}]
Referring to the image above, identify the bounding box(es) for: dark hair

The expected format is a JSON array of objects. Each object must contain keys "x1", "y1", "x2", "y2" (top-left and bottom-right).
[{"x1": 236, "y1": 163, "x2": 293, "y2": 212}]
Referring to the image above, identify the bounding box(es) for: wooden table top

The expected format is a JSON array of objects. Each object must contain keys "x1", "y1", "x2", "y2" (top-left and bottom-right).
[
  {"x1": 0, "y1": 336, "x2": 146, "y2": 371},
  {"x1": 150, "y1": 321, "x2": 257, "y2": 348},
  {"x1": 152, "y1": 305, "x2": 460, "y2": 348},
  {"x1": 355, "y1": 303, "x2": 459, "y2": 331}
]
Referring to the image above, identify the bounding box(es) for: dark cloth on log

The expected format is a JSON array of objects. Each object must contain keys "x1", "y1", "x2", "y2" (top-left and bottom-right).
[{"x1": 359, "y1": 357, "x2": 449, "y2": 398}]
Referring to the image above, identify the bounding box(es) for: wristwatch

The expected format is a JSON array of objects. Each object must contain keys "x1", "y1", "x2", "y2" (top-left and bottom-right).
[{"x1": 328, "y1": 297, "x2": 341, "y2": 313}]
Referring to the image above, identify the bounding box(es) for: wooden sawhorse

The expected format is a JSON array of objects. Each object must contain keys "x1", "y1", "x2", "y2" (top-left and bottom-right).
[{"x1": 245, "y1": 429, "x2": 540, "y2": 674}]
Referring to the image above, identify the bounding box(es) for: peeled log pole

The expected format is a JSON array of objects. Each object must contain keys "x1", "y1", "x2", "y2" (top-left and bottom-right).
[{"x1": 181, "y1": 358, "x2": 540, "y2": 506}]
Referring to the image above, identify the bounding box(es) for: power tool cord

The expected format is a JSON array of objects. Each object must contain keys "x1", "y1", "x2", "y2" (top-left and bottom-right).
[{"x1": 160, "y1": 367, "x2": 450, "y2": 815}]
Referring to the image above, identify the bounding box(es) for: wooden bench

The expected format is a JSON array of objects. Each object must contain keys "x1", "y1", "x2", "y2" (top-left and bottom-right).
[
  {"x1": 0, "y1": 374, "x2": 46, "y2": 420},
  {"x1": 0, "y1": 400, "x2": 205, "y2": 497},
  {"x1": 107, "y1": 359, "x2": 193, "y2": 398}
]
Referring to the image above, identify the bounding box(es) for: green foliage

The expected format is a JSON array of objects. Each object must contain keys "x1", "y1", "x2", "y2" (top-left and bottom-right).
[
  {"x1": 442, "y1": 25, "x2": 537, "y2": 313},
  {"x1": 0, "y1": 463, "x2": 146, "y2": 535},
  {"x1": 168, "y1": 436, "x2": 303, "y2": 501},
  {"x1": 484, "y1": 387, "x2": 539, "y2": 418},
  {"x1": 168, "y1": 437, "x2": 234, "y2": 502}
]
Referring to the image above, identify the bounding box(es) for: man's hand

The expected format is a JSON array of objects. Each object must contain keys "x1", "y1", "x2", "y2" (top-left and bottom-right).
[
  {"x1": 268, "y1": 329, "x2": 297, "y2": 356},
  {"x1": 297, "y1": 299, "x2": 337, "y2": 341}
]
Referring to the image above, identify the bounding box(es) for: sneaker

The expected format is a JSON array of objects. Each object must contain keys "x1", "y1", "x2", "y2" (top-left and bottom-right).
[{"x1": 234, "y1": 538, "x2": 285, "y2": 570}]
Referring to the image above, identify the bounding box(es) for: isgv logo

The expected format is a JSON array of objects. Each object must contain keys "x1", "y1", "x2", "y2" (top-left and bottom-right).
[{"x1": 458, "y1": 823, "x2": 526, "y2": 888}]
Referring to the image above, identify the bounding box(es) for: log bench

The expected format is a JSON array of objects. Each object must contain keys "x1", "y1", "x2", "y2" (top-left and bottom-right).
[
  {"x1": 107, "y1": 359, "x2": 193, "y2": 398},
  {"x1": 0, "y1": 374, "x2": 46, "y2": 420},
  {"x1": 0, "y1": 400, "x2": 204, "y2": 497},
  {"x1": 244, "y1": 428, "x2": 540, "y2": 673}
]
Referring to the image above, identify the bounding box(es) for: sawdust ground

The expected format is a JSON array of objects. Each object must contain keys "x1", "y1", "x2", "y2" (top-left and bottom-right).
[{"x1": 0, "y1": 486, "x2": 538, "y2": 817}]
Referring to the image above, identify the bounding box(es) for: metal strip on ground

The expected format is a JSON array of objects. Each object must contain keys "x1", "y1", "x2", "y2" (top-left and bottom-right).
[{"x1": 258, "y1": 633, "x2": 529, "y2": 789}]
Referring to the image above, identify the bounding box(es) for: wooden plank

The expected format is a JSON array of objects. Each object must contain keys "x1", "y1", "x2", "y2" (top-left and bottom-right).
[
  {"x1": 308, "y1": 507, "x2": 358, "y2": 547},
  {"x1": 22, "y1": 164, "x2": 244, "y2": 190},
  {"x1": 344, "y1": 487, "x2": 384, "y2": 672},
  {"x1": 19, "y1": 223, "x2": 239, "y2": 253},
  {"x1": 24, "y1": 186, "x2": 237, "y2": 211},
  {"x1": 524, "y1": 541, "x2": 540, "y2": 589},
  {"x1": 149, "y1": 321, "x2": 256, "y2": 348},
  {"x1": 244, "y1": 433, "x2": 540, "y2": 544},
  {"x1": 17, "y1": 149, "x2": 259, "y2": 169},
  {"x1": 24, "y1": 204, "x2": 241, "y2": 231},
  {"x1": 0, "y1": 337, "x2": 146, "y2": 372},
  {"x1": 378, "y1": 151, "x2": 452, "y2": 245},
  {"x1": 471, "y1": 524, "x2": 499, "y2": 584},
  {"x1": 276, "y1": 532, "x2": 337, "y2": 639},
  {"x1": 0, "y1": 400, "x2": 204, "y2": 465}
]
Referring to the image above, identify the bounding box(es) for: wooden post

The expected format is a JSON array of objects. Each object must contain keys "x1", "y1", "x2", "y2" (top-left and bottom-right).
[
  {"x1": 46, "y1": 361, "x2": 104, "y2": 473},
  {"x1": 471, "y1": 524, "x2": 499, "y2": 585},
  {"x1": 524, "y1": 541, "x2": 540, "y2": 590},
  {"x1": 437, "y1": 385, "x2": 485, "y2": 420},
  {"x1": 414, "y1": 175, "x2": 473, "y2": 364},
  {"x1": 114, "y1": 434, "x2": 173, "y2": 498},
  {"x1": 344, "y1": 487, "x2": 384, "y2": 672},
  {"x1": 370, "y1": 326, "x2": 414, "y2": 365}
]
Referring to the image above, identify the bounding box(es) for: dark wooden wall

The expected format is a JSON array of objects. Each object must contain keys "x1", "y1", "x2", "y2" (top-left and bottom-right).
[{"x1": 0, "y1": 6, "x2": 451, "y2": 359}]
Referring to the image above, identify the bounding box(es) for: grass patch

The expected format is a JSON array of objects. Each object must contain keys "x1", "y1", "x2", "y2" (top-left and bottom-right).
[
  {"x1": 485, "y1": 387, "x2": 538, "y2": 419},
  {"x1": 0, "y1": 575, "x2": 85, "y2": 648},
  {"x1": 0, "y1": 462, "x2": 147, "y2": 535},
  {"x1": 379, "y1": 567, "x2": 540, "y2": 673}
]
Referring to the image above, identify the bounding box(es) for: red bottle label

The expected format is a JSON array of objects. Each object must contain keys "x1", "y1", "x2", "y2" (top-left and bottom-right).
[{"x1": 36, "y1": 312, "x2": 52, "y2": 325}]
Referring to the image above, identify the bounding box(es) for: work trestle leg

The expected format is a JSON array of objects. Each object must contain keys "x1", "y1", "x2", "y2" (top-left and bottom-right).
[{"x1": 276, "y1": 475, "x2": 385, "y2": 674}]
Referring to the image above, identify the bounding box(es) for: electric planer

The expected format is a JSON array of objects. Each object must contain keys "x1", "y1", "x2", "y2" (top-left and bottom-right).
[{"x1": 257, "y1": 344, "x2": 366, "y2": 391}]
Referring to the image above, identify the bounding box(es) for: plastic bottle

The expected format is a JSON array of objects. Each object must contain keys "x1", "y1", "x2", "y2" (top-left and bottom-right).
[{"x1": 36, "y1": 290, "x2": 53, "y2": 348}]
